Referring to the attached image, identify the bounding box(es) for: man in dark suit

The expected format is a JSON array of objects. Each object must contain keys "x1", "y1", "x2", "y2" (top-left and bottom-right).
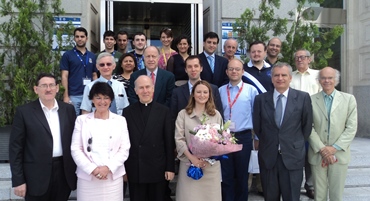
[
  {"x1": 198, "y1": 31, "x2": 229, "y2": 87},
  {"x1": 128, "y1": 46, "x2": 175, "y2": 107},
  {"x1": 124, "y1": 75, "x2": 175, "y2": 201},
  {"x1": 9, "y1": 73, "x2": 77, "y2": 201},
  {"x1": 253, "y1": 62, "x2": 313, "y2": 201},
  {"x1": 170, "y1": 55, "x2": 223, "y2": 122}
]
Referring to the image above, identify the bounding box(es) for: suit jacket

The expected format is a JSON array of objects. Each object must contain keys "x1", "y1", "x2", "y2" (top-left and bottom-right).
[
  {"x1": 71, "y1": 112, "x2": 130, "y2": 181},
  {"x1": 127, "y1": 68, "x2": 175, "y2": 107},
  {"x1": 308, "y1": 91, "x2": 357, "y2": 165},
  {"x1": 253, "y1": 88, "x2": 313, "y2": 170},
  {"x1": 198, "y1": 52, "x2": 229, "y2": 87},
  {"x1": 170, "y1": 82, "x2": 224, "y2": 122},
  {"x1": 9, "y1": 100, "x2": 77, "y2": 196},
  {"x1": 123, "y1": 102, "x2": 175, "y2": 183}
]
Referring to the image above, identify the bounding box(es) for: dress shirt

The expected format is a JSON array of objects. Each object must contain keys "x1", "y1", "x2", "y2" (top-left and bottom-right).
[
  {"x1": 188, "y1": 80, "x2": 193, "y2": 94},
  {"x1": 80, "y1": 76, "x2": 129, "y2": 115},
  {"x1": 39, "y1": 99, "x2": 62, "y2": 157},
  {"x1": 273, "y1": 88, "x2": 289, "y2": 125},
  {"x1": 322, "y1": 90, "x2": 341, "y2": 150},
  {"x1": 291, "y1": 68, "x2": 321, "y2": 95},
  {"x1": 146, "y1": 68, "x2": 158, "y2": 78},
  {"x1": 219, "y1": 80, "x2": 259, "y2": 132}
]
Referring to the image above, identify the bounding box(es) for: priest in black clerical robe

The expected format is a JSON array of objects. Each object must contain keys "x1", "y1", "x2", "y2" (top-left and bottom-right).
[{"x1": 123, "y1": 75, "x2": 175, "y2": 201}]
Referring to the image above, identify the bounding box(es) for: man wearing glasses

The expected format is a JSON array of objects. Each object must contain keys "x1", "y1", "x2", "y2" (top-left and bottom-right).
[
  {"x1": 80, "y1": 53, "x2": 129, "y2": 115},
  {"x1": 219, "y1": 59, "x2": 259, "y2": 201},
  {"x1": 290, "y1": 49, "x2": 322, "y2": 199},
  {"x1": 9, "y1": 73, "x2": 77, "y2": 201}
]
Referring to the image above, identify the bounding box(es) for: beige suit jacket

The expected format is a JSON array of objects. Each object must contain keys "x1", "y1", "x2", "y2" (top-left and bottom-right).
[{"x1": 308, "y1": 91, "x2": 357, "y2": 165}]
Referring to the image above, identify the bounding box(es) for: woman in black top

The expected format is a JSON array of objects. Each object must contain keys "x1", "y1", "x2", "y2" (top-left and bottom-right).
[{"x1": 167, "y1": 34, "x2": 192, "y2": 81}]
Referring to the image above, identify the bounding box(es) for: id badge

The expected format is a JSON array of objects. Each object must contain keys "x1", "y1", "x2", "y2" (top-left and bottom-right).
[
  {"x1": 229, "y1": 121, "x2": 236, "y2": 132},
  {"x1": 83, "y1": 78, "x2": 91, "y2": 85}
]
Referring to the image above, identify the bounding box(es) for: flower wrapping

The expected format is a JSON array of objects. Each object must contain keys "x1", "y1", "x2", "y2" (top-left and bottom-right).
[{"x1": 188, "y1": 120, "x2": 243, "y2": 158}]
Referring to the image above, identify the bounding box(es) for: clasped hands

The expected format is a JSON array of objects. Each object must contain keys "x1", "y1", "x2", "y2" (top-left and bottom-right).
[
  {"x1": 320, "y1": 146, "x2": 337, "y2": 166},
  {"x1": 92, "y1": 166, "x2": 110, "y2": 180}
]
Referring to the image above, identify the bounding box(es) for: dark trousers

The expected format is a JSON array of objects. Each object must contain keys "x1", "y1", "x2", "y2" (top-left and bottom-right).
[
  {"x1": 221, "y1": 130, "x2": 252, "y2": 201},
  {"x1": 25, "y1": 157, "x2": 71, "y2": 201},
  {"x1": 129, "y1": 180, "x2": 167, "y2": 201},
  {"x1": 304, "y1": 142, "x2": 314, "y2": 191},
  {"x1": 260, "y1": 154, "x2": 303, "y2": 201}
]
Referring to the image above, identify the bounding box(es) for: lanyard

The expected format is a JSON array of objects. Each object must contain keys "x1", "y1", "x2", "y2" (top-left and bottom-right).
[
  {"x1": 74, "y1": 48, "x2": 89, "y2": 77},
  {"x1": 133, "y1": 52, "x2": 143, "y2": 70},
  {"x1": 74, "y1": 48, "x2": 89, "y2": 67},
  {"x1": 226, "y1": 82, "x2": 244, "y2": 120},
  {"x1": 161, "y1": 48, "x2": 172, "y2": 66}
]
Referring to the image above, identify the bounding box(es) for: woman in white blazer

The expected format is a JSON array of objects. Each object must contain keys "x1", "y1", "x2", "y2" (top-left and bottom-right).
[{"x1": 71, "y1": 82, "x2": 130, "y2": 201}]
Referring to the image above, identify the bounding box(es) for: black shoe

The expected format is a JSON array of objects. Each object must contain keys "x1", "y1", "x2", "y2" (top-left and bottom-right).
[
  {"x1": 257, "y1": 191, "x2": 264, "y2": 197},
  {"x1": 306, "y1": 189, "x2": 314, "y2": 199}
]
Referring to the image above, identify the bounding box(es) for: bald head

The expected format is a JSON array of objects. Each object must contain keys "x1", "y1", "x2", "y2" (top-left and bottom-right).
[
  {"x1": 224, "y1": 38, "x2": 238, "y2": 60},
  {"x1": 134, "y1": 75, "x2": 154, "y2": 103},
  {"x1": 267, "y1": 37, "x2": 282, "y2": 64},
  {"x1": 319, "y1": 67, "x2": 340, "y2": 94}
]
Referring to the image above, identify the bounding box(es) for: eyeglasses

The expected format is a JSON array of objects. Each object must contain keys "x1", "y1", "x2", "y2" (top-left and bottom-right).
[
  {"x1": 227, "y1": 67, "x2": 242, "y2": 72},
  {"x1": 87, "y1": 137, "x2": 92, "y2": 152},
  {"x1": 295, "y1": 56, "x2": 309, "y2": 61},
  {"x1": 38, "y1": 83, "x2": 57, "y2": 89},
  {"x1": 98, "y1": 63, "x2": 113, "y2": 67}
]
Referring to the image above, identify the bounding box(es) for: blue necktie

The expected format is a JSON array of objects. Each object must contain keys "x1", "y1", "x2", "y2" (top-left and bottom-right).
[
  {"x1": 107, "y1": 81, "x2": 117, "y2": 114},
  {"x1": 207, "y1": 55, "x2": 214, "y2": 73},
  {"x1": 275, "y1": 94, "x2": 283, "y2": 127}
]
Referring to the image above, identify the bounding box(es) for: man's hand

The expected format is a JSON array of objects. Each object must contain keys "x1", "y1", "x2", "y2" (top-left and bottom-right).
[
  {"x1": 320, "y1": 146, "x2": 337, "y2": 158},
  {"x1": 165, "y1": 171, "x2": 175, "y2": 181},
  {"x1": 63, "y1": 96, "x2": 72, "y2": 104},
  {"x1": 14, "y1": 183, "x2": 26, "y2": 198},
  {"x1": 253, "y1": 139, "x2": 259, "y2": 150}
]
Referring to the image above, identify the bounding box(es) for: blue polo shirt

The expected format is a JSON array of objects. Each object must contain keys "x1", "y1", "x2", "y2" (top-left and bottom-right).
[
  {"x1": 60, "y1": 47, "x2": 97, "y2": 95},
  {"x1": 242, "y1": 60, "x2": 274, "y2": 93}
]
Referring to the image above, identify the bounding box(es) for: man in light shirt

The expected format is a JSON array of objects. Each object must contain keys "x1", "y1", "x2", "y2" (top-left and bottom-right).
[
  {"x1": 291, "y1": 49, "x2": 322, "y2": 95},
  {"x1": 290, "y1": 49, "x2": 321, "y2": 199}
]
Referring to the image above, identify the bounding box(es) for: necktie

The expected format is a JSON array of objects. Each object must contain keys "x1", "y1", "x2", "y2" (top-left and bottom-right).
[
  {"x1": 107, "y1": 81, "x2": 117, "y2": 114},
  {"x1": 207, "y1": 55, "x2": 215, "y2": 73},
  {"x1": 151, "y1": 72, "x2": 156, "y2": 85},
  {"x1": 275, "y1": 94, "x2": 283, "y2": 127}
]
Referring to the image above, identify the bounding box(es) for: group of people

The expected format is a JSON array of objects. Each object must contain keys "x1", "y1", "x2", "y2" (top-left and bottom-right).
[{"x1": 8, "y1": 26, "x2": 357, "y2": 201}]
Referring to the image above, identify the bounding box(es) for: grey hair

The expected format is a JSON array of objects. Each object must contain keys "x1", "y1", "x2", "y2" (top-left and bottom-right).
[
  {"x1": 271, "y1": 62, "x2": 293, "y2": 76},
  {"x1": 334, "y1": 69, "x2": 341, "y2": 86},
  {"x1": 293, "y1": 49, "x2": 311, "y2": 58},
  {"x1": 96, "y1": 52, "x2": 115, "y2": 64}
]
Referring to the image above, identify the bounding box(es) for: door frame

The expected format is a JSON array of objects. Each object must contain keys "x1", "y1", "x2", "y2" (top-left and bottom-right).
[{"x1": 100, "y1": 0, "x2": 203, "y2": 54}]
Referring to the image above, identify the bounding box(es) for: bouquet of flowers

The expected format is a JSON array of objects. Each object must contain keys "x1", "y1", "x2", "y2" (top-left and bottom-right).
[
  {"x1": 186, "y1": 114, "x2": 243, "y2": 180},
  {"x1": 189, "y1": 114, "x2": 243, "y2": 158}
]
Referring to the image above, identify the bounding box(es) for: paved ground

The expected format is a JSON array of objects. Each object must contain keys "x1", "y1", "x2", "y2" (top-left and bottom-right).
[{"x1": 1, "y1": 137, "x2": 370, "y2": 200}]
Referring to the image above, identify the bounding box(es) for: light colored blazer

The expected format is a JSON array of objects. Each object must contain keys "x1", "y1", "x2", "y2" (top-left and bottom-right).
[
  {"x1": 71, "y1": 112, "x2": 130, "y2": 180},
  {"x1": 308, "y1": 91, "x2": 357, "y2": 165}
]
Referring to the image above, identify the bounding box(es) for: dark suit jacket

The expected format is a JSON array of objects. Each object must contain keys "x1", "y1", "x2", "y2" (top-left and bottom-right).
[
  {"x1": 9, "y1": 100, "x2": 77, "y2": 196},
  {"x1": 127, "y1": 68, "x2": 175, "y2": 107},
  {"x1": 170, "y1": 82, "x2": 224, "y2": 122},
  {"x1": 198, "y1": 52, "x2": 229, "y2": 87},
  {"x1": 253, "y1": 88, "x2": 312, "y2": 170},
  {"x1": 123, "y1": 102, "x2": 175, "y2": 183}
]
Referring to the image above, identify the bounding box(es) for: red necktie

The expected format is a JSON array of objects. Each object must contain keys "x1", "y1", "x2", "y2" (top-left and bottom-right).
[{"x1": 151, "y1": 72, "x2": 156, "y2": 85}]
